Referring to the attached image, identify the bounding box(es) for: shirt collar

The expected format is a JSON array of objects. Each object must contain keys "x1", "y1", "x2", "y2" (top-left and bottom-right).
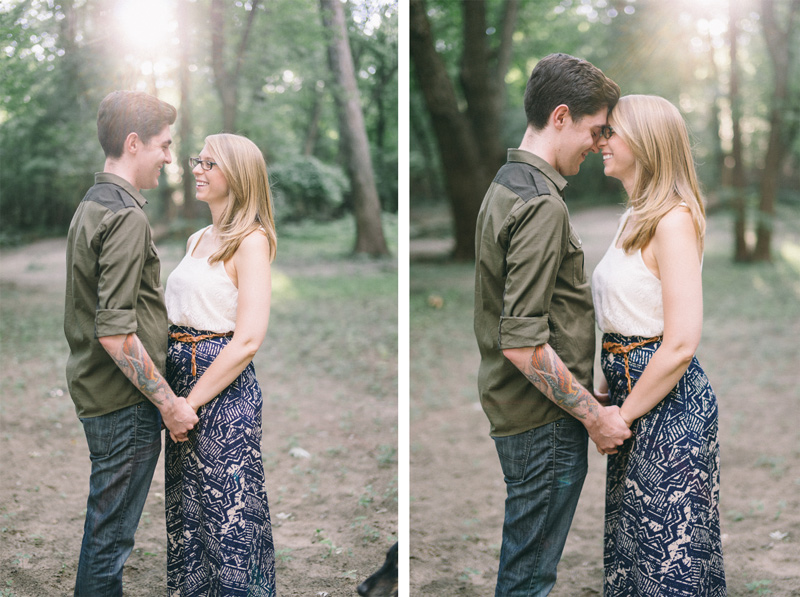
[
  {"x1": 506, "y1": 149, "x2": 569, "y2": 194},
  {"x1": 94, "y1": 172, "x2": 148, "y2": 208}
]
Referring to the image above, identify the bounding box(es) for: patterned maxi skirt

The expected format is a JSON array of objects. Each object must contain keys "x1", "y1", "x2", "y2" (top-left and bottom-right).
[
  {"x1": 165, "y1": 325, "x2": 276, "y2": 597},
  {"x1": 601, "y1": 333, "x2": 726, "y2": 597}
]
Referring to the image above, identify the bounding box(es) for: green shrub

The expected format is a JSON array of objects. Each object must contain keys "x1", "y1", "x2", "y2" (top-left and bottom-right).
[{"x1": 269, "y1": 155, "x2": 350, "y2": 223}]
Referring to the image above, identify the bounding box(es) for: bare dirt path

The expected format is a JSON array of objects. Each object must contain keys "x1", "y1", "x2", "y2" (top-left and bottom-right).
[
  {"x1": 0, "y1": 238, "x2": 398, "y2": 596},
  {"x1": 410, "y1": 204, "x2": 800, "y2": 596}
]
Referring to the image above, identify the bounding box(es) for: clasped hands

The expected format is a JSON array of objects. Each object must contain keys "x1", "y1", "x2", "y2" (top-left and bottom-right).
[
  {"x1": 587, "y1": 389, "x2": 632, "y2": 456},
  {"x1": 161, "y1": 395, "x2": 200, "y2": 443}
]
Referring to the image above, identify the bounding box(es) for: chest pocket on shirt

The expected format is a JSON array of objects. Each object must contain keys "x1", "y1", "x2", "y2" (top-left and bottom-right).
[
  {"x1": 567, "y1": 228, "x2": 586, "y2": 285},
  {"x1": 146, "y1": 240, "x2": 162, "y2": 289}
]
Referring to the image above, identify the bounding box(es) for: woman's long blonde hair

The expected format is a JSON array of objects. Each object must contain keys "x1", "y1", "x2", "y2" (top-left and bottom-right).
[
  {"x1": 609, "y1": 95, "x2": 706, "y2": 253},
  {"x1": 204, "y1": 133, "x2": 277, "y2": 264}
]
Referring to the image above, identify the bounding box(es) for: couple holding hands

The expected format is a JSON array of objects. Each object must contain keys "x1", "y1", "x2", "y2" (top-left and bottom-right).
[
  {"x1": 64, "y1": 52, "x2": 726, "y2": 597},
  {"x1": 64, "y1": 91, "x2": 275, "y2": 596},
  {"x1": 474, "y1": 53, "x2": 727, "y2": 596}
]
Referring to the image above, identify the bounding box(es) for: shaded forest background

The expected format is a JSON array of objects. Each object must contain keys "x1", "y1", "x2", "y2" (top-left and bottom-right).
[
  {"x1": 410, "y1": 0, "x2": 800, "y2": 262},
  {"x1": 0, "y1": 0, "x2": 397, "y2": 255}
]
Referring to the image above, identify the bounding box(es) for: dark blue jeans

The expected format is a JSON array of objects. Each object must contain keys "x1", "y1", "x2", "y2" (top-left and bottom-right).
[
  {"x1": 75, "y1": 401, "x2": 162, "y2": 597},
  {"x1": 493, "y1": 418, "x2": 588, "y2": 596}
]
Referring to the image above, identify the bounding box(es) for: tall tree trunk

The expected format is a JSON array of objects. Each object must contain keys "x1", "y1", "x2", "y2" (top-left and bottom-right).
[
  {"x1": 210, "y1": 0, "x2": 262, "y2": 133},
  {"x1": 319, "y1": 0, "x2": 388, "y2": 256},
  {"x1": 705, "y1": 29, "x2": 725, "y2": 190},
  {"x1": 370, "y1": 51, "x2": 397, "y2": 158},
  {"x1": 728, "y1": 0, "x2": 750, "y2": 262},
  {"x1": 303, "y1": 86, "x2": 323, "y2": 157},
  {"x1": 753, "y1": 0, "x2": 799, "y2": 261},
  {"x1": 409, "y1": 0, "x2": 489, "y2": 261},
  {"x1": 410, "y1": 104, "x2": 444, "y2": 201},
  {"x1": 460, "y1": 0, "x2": 517, "y2": 174},
  {"x1": 409, "y1": 0, "x2": 519, "y2": 261},
  {"x1": 178, "y1": 0, "x2": 199, "y2": 221}
]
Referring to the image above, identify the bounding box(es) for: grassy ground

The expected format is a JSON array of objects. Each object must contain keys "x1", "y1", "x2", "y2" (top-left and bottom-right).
[
  {"x1": 410, "y1": 203, "x2": 800, "y2": 596},
  {"x1": 0, "y1": 215, "x2": 398, "y2": 596}
]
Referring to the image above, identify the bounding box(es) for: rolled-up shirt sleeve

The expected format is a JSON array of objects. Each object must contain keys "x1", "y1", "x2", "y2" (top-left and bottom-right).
[
  {"x1": 498, "y1": 196, "x2": 568, "y2": 349},
  {"x1": 94, "y1": 209, "x2": 148, "y2": 338}
]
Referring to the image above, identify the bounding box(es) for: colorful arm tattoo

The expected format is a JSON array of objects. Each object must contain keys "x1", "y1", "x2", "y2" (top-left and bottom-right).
[
  {"x1": 107, "y1": 335, "x2": 173, "y2": 407},
  {"x1": 522, "y1": 345, "x2": 598, "y2": 421}
]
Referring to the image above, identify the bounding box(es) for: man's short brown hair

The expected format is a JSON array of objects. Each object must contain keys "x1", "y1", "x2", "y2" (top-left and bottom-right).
[
  {"x1": 524, "y1": 53, "x2": 620, "y2": 130},
  {"x1": 97, "y1": 91, "x2": 177, "y2": 159}
]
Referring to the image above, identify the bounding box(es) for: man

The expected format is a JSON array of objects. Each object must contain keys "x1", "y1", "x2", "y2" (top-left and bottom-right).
[
  {"x1": 64, "y1": 90, "x2": 199, "y2": 596},
  {"x1": 473, "y1": 54, "x2": 632, "y2": 596}
]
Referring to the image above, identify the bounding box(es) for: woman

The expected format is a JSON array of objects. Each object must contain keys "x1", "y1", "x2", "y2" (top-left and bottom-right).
[
  {"x1": 164, "y1": 133, "x2": 277, "y2": 596},
  {"x1": 592, "y1": 95, "x2": 726, "y2": 596}
]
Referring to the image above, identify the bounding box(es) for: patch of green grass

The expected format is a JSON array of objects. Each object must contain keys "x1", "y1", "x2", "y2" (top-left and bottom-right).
[
  {"x1": 276, "y1": 214, "x2": 398, "y2": 263},
  {"x1": 358, "y1": 484, "x2": 376, "y2": 508},
  {"x1": 351, "y1": 516, "x2": 382, "y2": 543},
  {"x1": 0, "y1": 286, "x2": 66, "y2": 360},
  {"x1": 458, "y1": 567, "x2": 482, "y2": 582},
  {"x1": 377, "y1": 444, "x2": 397, "y2": 468},
  {"x1": 383, "y1": 476, "x2": 398, "y2": 503},
  {"x1": 745, "y1": 579, "x2": 773, "y2": 595},
  {"x1": 410, "y1": 262, "x2": 476, "y2": 411},
  {"x1": 313, "y1": 528, "x2": 350, "y2": 559},
  {"x1": 264, "y1": 258, "x2": 397, "y2": 399},
  {"x1": 755, "y1": 455, "x2": 786, "y2": 479}
]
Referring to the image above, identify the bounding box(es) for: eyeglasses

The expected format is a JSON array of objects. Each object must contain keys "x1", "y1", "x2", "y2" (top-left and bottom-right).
[
  {"x1": 599, "y1": 125, "x2": 615, "y2": 139},
  {"x1": 189, "y1": 157, "x2": 217, "y2": 171}
]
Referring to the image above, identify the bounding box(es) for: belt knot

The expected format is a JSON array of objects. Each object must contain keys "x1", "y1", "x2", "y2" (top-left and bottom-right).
[
  {"x1": 169, "y1": 330, "x2": 233, "y2": 376},
  {"x1": 602, "y1": 336, "x2": 661, "y2": 393}
]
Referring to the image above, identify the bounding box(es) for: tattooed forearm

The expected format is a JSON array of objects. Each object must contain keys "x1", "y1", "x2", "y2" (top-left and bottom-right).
[
  {"x1": 522, "y1": 345, "x2": 598, "y2": 420},
  {"x1": 107, "y1": 335, "x2": 173, "y2": 407}
]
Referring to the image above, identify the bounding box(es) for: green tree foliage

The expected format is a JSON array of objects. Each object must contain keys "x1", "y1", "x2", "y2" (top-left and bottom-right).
[
  {"x1": 411, "y1": 0, "x2": 800, "y2": 258},
  {"x1": 0, "y1": 0, "x2": 398, "y2": 241},
  {"x1": 270, "y1": 154, "x2": 350, "y2": 222},
  {"x1": 0, "y1": 1, "x2": 103, "y2": 240}
]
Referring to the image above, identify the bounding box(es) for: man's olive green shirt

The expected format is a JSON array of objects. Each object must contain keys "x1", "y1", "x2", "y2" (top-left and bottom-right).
[
  {"x1": 474, "y1": 150, "x2": 595, "y2": 437},
  {"x1": 64, "y1": 172, "x2": 168, "y2": 418}
]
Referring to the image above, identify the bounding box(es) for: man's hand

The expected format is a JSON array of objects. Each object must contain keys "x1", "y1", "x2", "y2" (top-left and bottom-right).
[
  {"x1": 585, "y1": 405, "x2": 631, "y2": 454},
  {"x1": 161, "y1": 396, "x2": 198, "y2": 442},
  {"x1": 99, "y1": 333, "x2": 198, "y2": 442}
]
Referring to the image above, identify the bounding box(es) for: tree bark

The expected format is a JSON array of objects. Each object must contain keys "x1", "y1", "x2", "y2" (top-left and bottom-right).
[
  {"x1": 460, "y1": 0, "x2": 517, "y2": 174},
  {"x1": 728, "y1": 0, "x2": 749, "y2": 262},
  {"x1": 210, "y1": 0, "x2": 262, "y2": 133},
  {"x1": 409, "y1": 0, "x2": 519, "y2": 261},
  {"x1": 177, "y1": 0, "x2": 199, "y2": 220},
  {"x1": 303, "y1": 86, "x2": 323, "y2": 157},
  {"x1": 319, "y1": 0, "x2": 388, "y2": 256},
  {"x1": 753, "y1": 0, "x2": 799, "y2": 261},
  {"x1": 409, "y1": 0, "x2": 488, "y2": 260}
]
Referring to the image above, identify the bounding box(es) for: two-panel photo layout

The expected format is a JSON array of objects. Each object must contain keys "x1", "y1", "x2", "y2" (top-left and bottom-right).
[{"x1": 1, "y1": 0, "x2": 798, "y2": 596}]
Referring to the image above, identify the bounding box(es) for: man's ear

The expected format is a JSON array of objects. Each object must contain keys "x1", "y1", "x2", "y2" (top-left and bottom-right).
[
  {"x1": 123, "y1": 132, "x2": 140, "y2": 155},
  {"x1": 551, "y1": 104, "x2": 571, "y2": 130}
]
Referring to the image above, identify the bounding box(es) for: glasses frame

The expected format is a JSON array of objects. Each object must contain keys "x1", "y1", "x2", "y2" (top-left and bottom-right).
[
  {"x1": 599, "y1": 125, "x2": 615, "y2": 140},
  {"x1": 189, "y1": 157, "x2": 218, "y2": 171}
]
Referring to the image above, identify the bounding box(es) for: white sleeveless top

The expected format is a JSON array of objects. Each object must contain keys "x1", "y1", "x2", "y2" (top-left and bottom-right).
[
  {"x1": 165, "y1": 226, "x2": 238, "y2": 333},
  {"x1": 592, "y1": 209, "x2": 664, "y2": 337}
]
